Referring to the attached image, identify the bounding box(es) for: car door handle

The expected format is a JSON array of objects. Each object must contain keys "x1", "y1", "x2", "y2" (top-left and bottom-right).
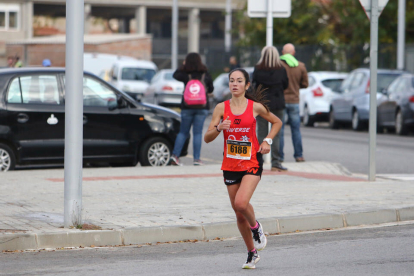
[
  {"x1": 83, "y1": 115, "x2": 88, "y2": 125},
  {"x1": 17, "y1": 113, "x2": 29, "y2": 123}
]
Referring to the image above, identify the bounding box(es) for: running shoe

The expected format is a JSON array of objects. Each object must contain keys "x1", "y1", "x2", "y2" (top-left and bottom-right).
[
  {"x1": 251, "y1": 221, "x2": 267, "y2": 251},
  {"x1": 170, "y1": 155, "x2": 182, "y2": 166},
  {"x1": 242, "y1": 250, "x2": 260, "y2": 269},
  {"x1": 193, "y1": 159, "x2": 204, "y2": 166}
]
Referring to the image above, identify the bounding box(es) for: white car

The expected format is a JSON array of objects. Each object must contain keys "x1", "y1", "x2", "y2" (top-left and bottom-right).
[
  {"x1": 110, "y1": 59, "x2": 158, "y2": 101},
  {"x1": 143, "y1": 69, "x2": 184, "y2": 106},
  {"x1": 299, "y1": 72, "x2": 348, "y2": 126}
]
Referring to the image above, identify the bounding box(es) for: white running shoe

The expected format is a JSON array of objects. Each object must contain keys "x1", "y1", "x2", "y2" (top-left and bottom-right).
[
  {"x1": 242, "y1": 250, "x2": 260, "y2": 269},
  {"x1": 170, "y1": 155, "x2": 183, "y2": 166},
  {"x1": 251, "y1": 221, "x2": 267, "y2": 251}
]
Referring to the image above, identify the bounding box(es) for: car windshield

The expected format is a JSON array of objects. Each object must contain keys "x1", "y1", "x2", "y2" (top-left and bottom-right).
[
  {"x1": 164, "y1": 72, "x2": 174, "y2": 81},
  {"x1": 321, "y1": 79, "x2": 344, "y2": 92},
  {"x1": 121, "y1": 68, "x2": 156, "y2": 82},
  {"x1": 378, "y1": 74, "x2": 402, "y2": 92}
]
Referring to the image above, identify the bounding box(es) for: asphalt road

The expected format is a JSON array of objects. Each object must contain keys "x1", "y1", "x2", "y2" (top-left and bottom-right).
[
  {"x1": 183, "y1": 117, "x2": 414, "y2": 175},
  {"x1": 2, "y1": 224, "x2": 414, "y2": 275}
]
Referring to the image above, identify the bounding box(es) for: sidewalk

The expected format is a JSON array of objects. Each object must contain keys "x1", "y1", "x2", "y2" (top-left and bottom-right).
[{"x1": 1, "y1": 162, "x2": 414, "y2": 251}]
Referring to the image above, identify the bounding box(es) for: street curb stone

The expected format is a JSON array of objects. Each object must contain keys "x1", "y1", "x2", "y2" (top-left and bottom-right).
[
  {"x1": 344, "y1": 209, "x2": 397, "y2": 227},
  {"x1": 2, "y1": 207, "x2": 414, "y2": 252},
  {"x1": 0, "y1": 233, "x2": 37, "y2": 251},
  {"x1": 278, "y1": 214, "x2": 344, "y2": 233}
]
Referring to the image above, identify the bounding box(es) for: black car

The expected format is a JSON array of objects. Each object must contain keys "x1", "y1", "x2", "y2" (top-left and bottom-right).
[
  {"x1": 378, "y1": 74, "x2": 414, "y2": 135},
  {"x1": 0, "y1": 68, "x2": 188, "y2": 171}
]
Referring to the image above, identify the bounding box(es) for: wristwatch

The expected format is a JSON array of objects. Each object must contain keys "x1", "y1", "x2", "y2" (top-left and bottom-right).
[{"x1": 263, "y1": 138, "x2": 273, "y2": 145}]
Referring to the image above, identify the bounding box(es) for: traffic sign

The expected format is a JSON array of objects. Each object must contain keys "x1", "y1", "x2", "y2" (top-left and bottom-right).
[
  {"x1": 359, "y1": 0, "x2": 389, "y2": 19},
  {"x1": 247, "y1": 0, "x2": 291, "y2": 18}
]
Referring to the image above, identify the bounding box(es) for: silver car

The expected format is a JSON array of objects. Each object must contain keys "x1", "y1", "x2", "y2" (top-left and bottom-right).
[
  {"x1": 144, "y1": 69, "x2": 184, "y2": 107},
  {"x1": 330, "y1": 68, "x2": 405, "y2": 130}
]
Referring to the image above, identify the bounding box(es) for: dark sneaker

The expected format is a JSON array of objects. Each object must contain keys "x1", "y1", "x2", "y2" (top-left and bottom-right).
[
  {"x1": 170, "y1": 155, "x2": 182, "y2": 166},
  {"x1": 242, "y1": 250, "x2": 260, "y2": 269},
  {"x1": 295, "y1": 157, "x2": 305, "y2": 162},
  {"x1": 193, "y1": 159, "x2": 204, "y2": 166},
  {"x1": 271, "y1": 163, "x2": 288, "y2": 171},
  {"x1": 251, "y1": 221, "x2": 267, "y2": 251}
]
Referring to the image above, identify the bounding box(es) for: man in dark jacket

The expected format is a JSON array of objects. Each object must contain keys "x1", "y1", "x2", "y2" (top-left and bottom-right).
[{"x1": 280, "y1": 43, "x2": 308, "y2": 162}]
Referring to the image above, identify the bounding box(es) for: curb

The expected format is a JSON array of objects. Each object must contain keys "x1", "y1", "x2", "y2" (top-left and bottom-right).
[{"x1": 2, "y1": 207, "x2": 414, "y2": 252}]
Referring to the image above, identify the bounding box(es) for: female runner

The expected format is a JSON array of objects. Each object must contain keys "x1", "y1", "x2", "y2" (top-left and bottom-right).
[{"x1": 204, "y1": 68, "x2": 282, "y2": 269}]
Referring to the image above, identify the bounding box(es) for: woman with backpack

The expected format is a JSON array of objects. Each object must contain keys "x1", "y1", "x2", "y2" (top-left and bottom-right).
[{"x1": 170, "y1": 52, "x2": 214, "y2": 166}]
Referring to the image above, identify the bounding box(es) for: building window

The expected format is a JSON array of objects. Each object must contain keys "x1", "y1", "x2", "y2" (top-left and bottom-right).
[
  {"x1": 0, "y1": 12, "x2": 5, "y2": 28},
  {"x1": 0, "y1": 4, "x2": 20, "y2": 31}
]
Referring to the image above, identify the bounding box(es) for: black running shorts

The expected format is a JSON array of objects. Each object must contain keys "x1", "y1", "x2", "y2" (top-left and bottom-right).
[{"x1": 223, "y1": 153, "x2": 263, "y2": 185}]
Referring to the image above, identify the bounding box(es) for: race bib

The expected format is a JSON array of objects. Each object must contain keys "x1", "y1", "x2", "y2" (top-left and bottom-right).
[{"x1": 226, "y1": 140, "x2": 252, "y2": 160}]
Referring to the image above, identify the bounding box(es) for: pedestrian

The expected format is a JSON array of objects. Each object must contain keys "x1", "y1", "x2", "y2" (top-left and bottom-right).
[
  {"x1": 42, "y1": 59, "x2": 52, "y2": 67},
  {"x1": 224, "y1": 56, "x2": 240, "y2": 72},
  {"x1": 204, "y1": 68, "x2": 282, "y2": 269},
  {"x1": 14, "y1": 56, "x2": 22, "y2": 68},
  {"x1": 170, "y1": 52, "x2": 214, "y2": 166},
  {"x1": 280, "y1": 43, "x2": 308, "y2": 162},
  {"x1": 7, "y1": 56, "x2": 15, "y2": 68},
  {"x1": 252, "y1": 46, "x2": 289, "y2": 171}
]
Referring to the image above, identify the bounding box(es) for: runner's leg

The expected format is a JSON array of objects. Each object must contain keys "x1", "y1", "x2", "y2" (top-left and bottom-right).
[{"x1": 227, "y1": 174, "x2": 260, "y2": 250}]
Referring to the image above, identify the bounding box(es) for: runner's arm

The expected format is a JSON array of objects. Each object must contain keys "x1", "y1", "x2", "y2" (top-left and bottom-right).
[{"x1": 204, "y1": 103, "x2": 225, "y2": 143}]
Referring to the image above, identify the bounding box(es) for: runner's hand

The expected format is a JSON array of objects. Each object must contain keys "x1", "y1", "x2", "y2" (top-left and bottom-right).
[
  {"x1": 258, "y1": 142, "x2": 270, "y2": 154},
  {"x1": 219, "y1": 116, "x2": 231, "y2": 131}
]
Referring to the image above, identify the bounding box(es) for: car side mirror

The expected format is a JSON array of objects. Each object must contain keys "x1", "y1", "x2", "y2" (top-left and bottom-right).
[
  {"x1": 112, "y1": 75, "x2": 117, "y2": 81},
  {"x1": 381, "y1": 88, "x2": 389, "y2": 95},
  {"x1": 117, "y1": 95, "x2": 128, "y2": 109}
]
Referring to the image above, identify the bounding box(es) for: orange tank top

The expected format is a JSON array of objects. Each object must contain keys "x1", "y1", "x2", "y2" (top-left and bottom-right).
[{"x1": 221, "y1": 99, "x2": 260, "y2": 171}]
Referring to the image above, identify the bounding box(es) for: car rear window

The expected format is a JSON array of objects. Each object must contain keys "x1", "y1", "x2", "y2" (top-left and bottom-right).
[
  {"x1": 378, "y1": 74, "x2": 401, "y2": 92},
  {"x1": 321, "y1": 79, "x2": 344, "y2": 92},
  {"x1": 121, "y1": 68, "x2": 156, "y2": 82},
  {"x1": 164, "y1": 73, "x2": 174, "y2": 80}
]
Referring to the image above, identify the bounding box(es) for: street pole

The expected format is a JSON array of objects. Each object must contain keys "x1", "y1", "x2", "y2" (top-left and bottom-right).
[
  {"x1": 225, "y1": 0, "x2": 232, "y2": 53},
  {"x1": 368, "y1": 0, "x2": 379, "y2": 181},
  {"x1": 64, "y1": 0, "x2": 84, "y2": 227},
  {"x1": 397, "y1": 0, "x2": 406, "y2": 70},
  {"x1": 266, "y1": 0, "x2": 273, "y2": 46},
  {"x1": 171, "y1": 0, "x2": 178, "y2": 70}
]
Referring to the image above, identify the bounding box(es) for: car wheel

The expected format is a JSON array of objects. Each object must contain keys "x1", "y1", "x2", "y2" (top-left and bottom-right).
[
  {"x1": 139, "y1": 137, "x2": 172, "y2": 167},
  {"x1": 303, "y1": 105, "x2": 315, "y2": 127},
  {"x1": 329, "y1": 109, "x2": 339, "y2": 129},
  {"x1": 352, "y1": 110, "x2": 363, "y2": 131},
  {"x1": 395, "y1": 110, "x2": 408, "y2": 135},
  {"x1": 0, "y1": 143, "x2": 16, "y2": 172}
]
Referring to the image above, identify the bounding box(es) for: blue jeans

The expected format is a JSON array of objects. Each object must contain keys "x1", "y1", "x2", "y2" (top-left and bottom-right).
[
  {"x1": 172, "y1": 109, "x2": 209, "y2": 160},
  {"x1": 280, "y1": 104, "x2": 303, "y2": 160}
]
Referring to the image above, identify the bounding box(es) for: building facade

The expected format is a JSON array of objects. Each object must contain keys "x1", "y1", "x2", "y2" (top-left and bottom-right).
[{"x1": 0, "y1": 0, "x2": 246, "y2": 67}]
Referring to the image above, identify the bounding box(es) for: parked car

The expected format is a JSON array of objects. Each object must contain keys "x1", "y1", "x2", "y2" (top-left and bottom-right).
[
  {"x1": 83, "y1": 52, "x2": 136, "y2": 79},
  {"x1": 329, "y1": 68, "x2": 405, "y2": 130},
  {"x1": 299, "y1": 71, "x2": 348, "y2": 126},
  {"x1": 377, "y1": 74, "x2": 414, "y2": 135},
  {"x1": 0, "y1": 68, "x2": 188, "y2": 172},
  {"x1": 109, "y1": 59, "x2": 157, "y2": 101},
  {"x1": 143, "y1": 69, "x2": 184, "y2": 107},
  {"x1": 212, "y1": 73, "x2": 230, "y2": 104}
]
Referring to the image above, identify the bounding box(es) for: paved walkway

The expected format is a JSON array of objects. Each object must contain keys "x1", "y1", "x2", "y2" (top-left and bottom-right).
[{"x1": 1, "y1": 162, "x2": 414, "y2": 251}]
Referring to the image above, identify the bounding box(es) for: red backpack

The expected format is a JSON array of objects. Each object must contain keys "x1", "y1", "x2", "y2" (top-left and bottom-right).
[{"x1": 183, "y1": 74, "x2": 207, "y2": 108}]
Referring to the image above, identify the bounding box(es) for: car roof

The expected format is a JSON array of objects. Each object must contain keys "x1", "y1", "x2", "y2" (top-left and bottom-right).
[
  {"x1": 309, "y1": 71, "x2": 348, "y2": 79},
  {"x1": 352, "y1": 68, "x2": 406, "y2": 74},
  {"x1": 0, "y1": 67, "x2": 66, "y2": 74},
  {"x1": 113, "y1": 59, "x2": 157, "y2": 69}
]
